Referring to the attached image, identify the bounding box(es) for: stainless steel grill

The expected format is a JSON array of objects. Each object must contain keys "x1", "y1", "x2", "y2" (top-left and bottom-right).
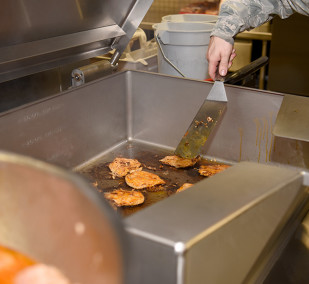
[
  {"x1": 0, "y1": 70, "x2": 308, "y2": 283},
  {"x1": 0, "y1": 0, "x2": 309, "y2": 283}
]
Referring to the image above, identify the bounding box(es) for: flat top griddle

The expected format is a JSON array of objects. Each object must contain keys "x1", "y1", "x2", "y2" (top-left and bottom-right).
[{"x1": 77, "y1": 141, "x2": 227, "y2": 217}]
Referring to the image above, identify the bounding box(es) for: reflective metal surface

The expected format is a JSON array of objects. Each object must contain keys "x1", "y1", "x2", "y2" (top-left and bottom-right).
[
  {"x1": 273, "y1": 95, "x2": 309, "y2": 142},
  {"x1": 175, "y1": 99, "x2": 227, "y2": 159},
  {"x1": 125, "y1": 162, "x2": 307, "y2": 284},
  {"x1": 0, "y1": 59, "x2": 91, "y2": 113},
  {"x1": 0, "y1": 0, "x2": 153, "y2": 83},
  {"x1": 175, "y1": 80, "x2": 227, "y2": 159},
  {"x1": 1, "y1": 1, "x2": 117, "y2": 46},
  {"x1": 0, "y1": 70, "x2": 308, "y2": 283},
  {"x1": 0, "y1": 151, "x2": 126, "y2": 283},
  {"x1": 71, "y1": 59, "x2": 117, "y2": 87},
  {"x1": 264, "y1": 208, "x2": 309, "y2": 284},
  {"x1": 0, "y1": 70, "x2": 308, "y2": 169}
]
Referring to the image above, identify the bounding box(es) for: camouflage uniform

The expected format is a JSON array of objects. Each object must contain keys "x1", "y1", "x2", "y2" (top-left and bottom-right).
[{"x1": 211, "y1": 0, "x2": 309, "y2": 44}]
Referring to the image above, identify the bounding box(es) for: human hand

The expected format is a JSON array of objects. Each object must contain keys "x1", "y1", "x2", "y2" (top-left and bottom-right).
[{"x1": 206, "y1": 36, "x2": 236, "y2": 80}]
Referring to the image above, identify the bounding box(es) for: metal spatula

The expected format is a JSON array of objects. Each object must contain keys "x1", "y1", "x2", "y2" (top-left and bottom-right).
[
  {"x1": 175, "y1": 79, "x2": 227, "y2": 159},
  {"x1": 175, "y1": 56, "x2": 269, "y2": 159}
]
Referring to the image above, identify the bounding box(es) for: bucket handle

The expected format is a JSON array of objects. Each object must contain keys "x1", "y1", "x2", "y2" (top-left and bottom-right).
[{"x1": 155, "y1": 34, "x2": 186, "y2": 77}]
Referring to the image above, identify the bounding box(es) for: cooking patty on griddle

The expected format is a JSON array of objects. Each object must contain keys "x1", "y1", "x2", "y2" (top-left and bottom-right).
[
  {"x1": 108, "y1": 157, "x2": 142, "y2": 178},
  {"x1": 160, "y1": 155, "x2": 200, "y2": 168},
  {"x1": 176, "y1": 183, "x2": 193, "y2": 193},
  {"x1": 198, "y1": 164, "x2": 230, "y2": 177},
  {"x1": 104, "y1": 189, "x2": 145, "y2": 207},
  {"x1": 125, "y1": 170, "x2": 165, "y2": 190}
]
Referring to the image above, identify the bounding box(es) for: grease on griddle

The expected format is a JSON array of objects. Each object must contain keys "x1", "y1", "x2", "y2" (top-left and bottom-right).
[{"x1": 78, "y1": 143, "x2": 230, "y2": 217}]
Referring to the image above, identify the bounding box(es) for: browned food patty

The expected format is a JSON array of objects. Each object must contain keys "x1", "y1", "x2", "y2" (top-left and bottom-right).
[
  {"x1": 125, "y1": 171, "x2": 165, "y2": 190},
  {"x1": 108, "y1": 157, "x2": 142, "y2": 178},
  {"x1": 198, "y1": 164, "x2": 230, "y2": 177},
  {"x1": 159, "y1": 155, "x2": 200, "y2": 168},
  {"x1": 176, "y1": 183, "x2": 193, "y2": 193},
  {"x1": 104, "y1": 189, "x2": 144, "y2": 207}
]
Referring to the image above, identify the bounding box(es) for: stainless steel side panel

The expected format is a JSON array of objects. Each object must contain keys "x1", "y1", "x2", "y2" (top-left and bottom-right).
[
  {"x1": 127, "y1": 71, "x2": 309, "y2": 169},
  {"x1": 273, "y1": 94, "x2": 309, "y2": 143},
  {"x1": 0, "y1": 74, "x2": 129, "y2": 168},
  {"x1": 0, "y1": 70, "x2": 308, "y2": 169},
  {"x1": 125, "y1": 162, "x2": 308, "y2": 284}
]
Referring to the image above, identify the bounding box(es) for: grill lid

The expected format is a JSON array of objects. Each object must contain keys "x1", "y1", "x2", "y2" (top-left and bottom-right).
[{"x1": 0, "y1": 0, "x2": 153, "y2": 83}]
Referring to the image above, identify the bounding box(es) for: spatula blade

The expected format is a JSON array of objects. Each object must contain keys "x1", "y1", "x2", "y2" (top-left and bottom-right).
[
  {"x1": 207, "y1": 80, "x2": 227, "y2": 102},
  {"x1": 175, "y1": 81, "x2": 227, "y2": 159}
]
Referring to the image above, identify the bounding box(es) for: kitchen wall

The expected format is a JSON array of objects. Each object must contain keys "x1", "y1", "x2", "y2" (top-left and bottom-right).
[
  {"x1": 268, "y1": 13, "x2": 309, "y2": 96},
  {"x1": 143, "y1": 0, "x2": 220, "y2": 23}
]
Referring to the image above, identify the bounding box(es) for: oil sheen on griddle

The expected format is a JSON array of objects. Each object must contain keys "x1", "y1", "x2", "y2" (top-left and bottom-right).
[{"x1": 78, "y1": 141, "x2": 227, "y2": 217}]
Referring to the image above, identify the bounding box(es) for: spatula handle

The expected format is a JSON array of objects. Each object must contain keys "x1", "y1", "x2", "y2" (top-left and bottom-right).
[{"x1": 224, "y1": 56, "x2": 268, "y2": 85}]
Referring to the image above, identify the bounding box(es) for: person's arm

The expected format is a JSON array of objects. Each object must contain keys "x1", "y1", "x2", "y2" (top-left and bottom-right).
[{"x1": 207, "y1": 0, "x2": 299, "y2": 80}]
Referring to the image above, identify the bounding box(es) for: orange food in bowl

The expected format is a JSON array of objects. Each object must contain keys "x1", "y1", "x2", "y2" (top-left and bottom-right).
[{"x1": 0, "y1": 245, "x2": 35, "y2": 284}]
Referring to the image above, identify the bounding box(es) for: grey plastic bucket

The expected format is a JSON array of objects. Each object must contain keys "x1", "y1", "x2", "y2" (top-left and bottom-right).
[
  {"x1": 162, "y1": 14, "x2": 218, "y2": 23},
  {"x1": 153, "y1": 22, "x2": 214, "y2": 80}
]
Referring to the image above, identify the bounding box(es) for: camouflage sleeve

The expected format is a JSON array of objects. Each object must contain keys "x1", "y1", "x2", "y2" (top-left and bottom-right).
[{"x1": 211, "y1": 0, "x2": 309, "y2": 44}]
